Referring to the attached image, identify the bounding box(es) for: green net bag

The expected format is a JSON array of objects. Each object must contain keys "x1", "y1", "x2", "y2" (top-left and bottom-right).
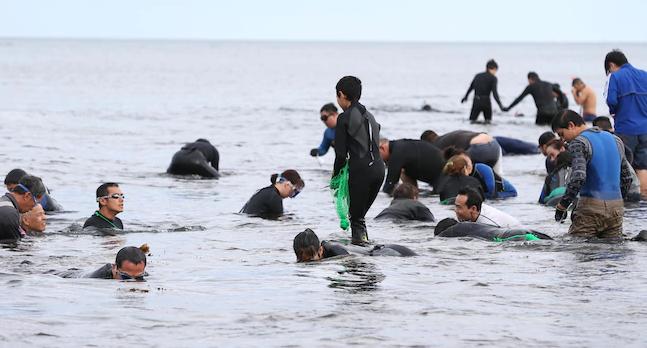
[{"x1": 330, "y1": 162, "x2": 350, "y2": 230}]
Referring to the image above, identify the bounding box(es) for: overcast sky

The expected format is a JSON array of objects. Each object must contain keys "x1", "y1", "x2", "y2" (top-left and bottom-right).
[{"x1": 1, "y1": 0, "x2": 645, "y2": 42}]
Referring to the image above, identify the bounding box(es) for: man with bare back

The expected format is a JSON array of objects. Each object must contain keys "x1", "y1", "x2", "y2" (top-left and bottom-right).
[{"x1": 571, "y1": 78, "x2": 597, "y2": 122}]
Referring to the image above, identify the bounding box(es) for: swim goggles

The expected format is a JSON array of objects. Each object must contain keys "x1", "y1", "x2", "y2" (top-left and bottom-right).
[
  {"x1": 13, "y1": 183, "x2": 39, "y2": 204},
  {"x1": 118, "y1": 270, "x2": 146, "y2": 281},
  {"x1": 278, "y1": 177, "x2": 302, "y2": 198},
  {"x1": 96, "y1": 193, "x2": 125, "y2": 202}
]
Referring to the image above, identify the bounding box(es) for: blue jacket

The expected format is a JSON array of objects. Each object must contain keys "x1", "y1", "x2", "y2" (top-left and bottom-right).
[
  {"x1": 606, "y1": 63, "x2": 647, "y2": 135},
  {"x1": 317, "y1": 128, "x2": 335, "y2": 156}
]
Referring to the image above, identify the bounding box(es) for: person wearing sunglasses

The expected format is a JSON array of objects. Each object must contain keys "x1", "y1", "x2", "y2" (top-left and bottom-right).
[
  {"x1": 167, "y1": 138, "x2": 220, "y2": 178},
  {"x1": 241, "y1": 169, "x2": 304, "y2": 218},
  {"x1": 0, "y1": 175, "x2": 46, "y2": 242},
  {"x1": 83, "y1": 183, "x2": 125, "y2": 230},
  {"x1": 4, "y1": 168, "x2": 63, "y2": 212},
  {"x1": 309, "y1": 103, "x2": 338, "y2": 157},
  {"x1": 83, "y1": 244, "x2": 148, "y2": 280}
]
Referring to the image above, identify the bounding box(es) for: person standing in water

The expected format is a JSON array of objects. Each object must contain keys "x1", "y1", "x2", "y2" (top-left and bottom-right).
[
  {"x1": 310, "y1": 103, "x2": 338, "y2": 157},
  {"x1": 83, "y1": 183, "x2": 125, "y2": 230},
  {"x1": 240, "y1": 169, "x2": 304, "y2": 219},
  {"x1": 332, "y1": 76, "x2": 385, "y2": 245},
  {"x1": 571, "y1": 78, "x2": 597, "y2": 121},
  {"x1": 461, "y1": 59, "x2": 504, "y2": 124},
  {"x1": 503, "y1": 72, "x2": 559, "y2": 125}
]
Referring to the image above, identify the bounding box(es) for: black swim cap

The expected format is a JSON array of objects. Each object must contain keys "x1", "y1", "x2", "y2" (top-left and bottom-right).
[{"x1": 4, "y1": 168, "x2": 27, "y2": 185}]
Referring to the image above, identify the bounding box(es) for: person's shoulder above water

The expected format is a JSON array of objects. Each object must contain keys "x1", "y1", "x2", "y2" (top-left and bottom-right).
[
  {"x1": 83, "y1": 212, "x2": 124, "y2": 230},
  {"x1": 477, "y1": 203, "x2": 520, "y2": 228},
  {"x1": 85, "y1": 263, "x2": 114, "y2": 279}
]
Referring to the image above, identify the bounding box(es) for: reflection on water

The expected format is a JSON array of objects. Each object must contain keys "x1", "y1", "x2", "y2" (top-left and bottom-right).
[{"x1": 327, "y1": 257, "x2": 385, "y2": 294}]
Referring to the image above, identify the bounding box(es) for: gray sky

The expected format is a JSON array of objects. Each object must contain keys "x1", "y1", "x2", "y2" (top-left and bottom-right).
[{"x1": 2, "y1": 0, "x2": 645, "y2": 42}]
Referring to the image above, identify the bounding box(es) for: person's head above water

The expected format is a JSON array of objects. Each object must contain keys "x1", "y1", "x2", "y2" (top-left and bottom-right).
[
  {"x1": 454, "y1": 187, "x2": 484, "y2": 222},
  {"x1": 378, "y1": 138, "x2": 391, "y2": 161},
  {"x1": 592, "y1": 116, "x2": 613, "y2": 132},
  {"x1": 552, "y1": 110, "x2": 587, "y2": 142},
  {"x1": 96, "y1": 182, "x2": 124, "y2": 218},
  {"x1": 420, "y1": 130, "x2": 438, "y2": 143},
  {"x1": 271, "y1": 170, "x2": 304, "y2": 199},
  {"x1": 393, "y1": 183, "x2": 419, "y2": 200},
  {"x1": 486, "y1": 59, "x2": 498, "y2": 74},
  {"x1": 112, "y1": 244, "x2": 148, "y2": 281},
  {"x1": 293, "y1": 228, "x2": 324, "y2": 262},
  {"x1": 434, "y1": 217, "x2": 459, "y2": 236},
  {"x1": 538, "y1": 131, "x2": 558, "y2": 156},
  {"x1": 545, "y1": 139, "x2": 566, "y2": 162},
  {"x1": 443, "y1": 154, "x2": 472, "y2": 177},
  {"x1": 320, "y1": 103, "x2": 339, "y2": 129},
  {"x1": 335, "y1": 76, "x2": 362, "y2": 111},
  {"x1": 527, "y1": 71, "x2": 540, "y2": 84},
  {"x1": 604, "y1": 49, "x2": 628, "y2": 75},
  {"x1": 10, "y1": 175, "x2": 46, "y2": 213},
  {"x1": 572, "y1": 77, "x2": 585, "y2": 91},
  {"x1": 444, "y1": 147, "x2": 473, "y2": 174},
  {"x1": 4, "y1": 168, "x2": 27, "y2": 191}
]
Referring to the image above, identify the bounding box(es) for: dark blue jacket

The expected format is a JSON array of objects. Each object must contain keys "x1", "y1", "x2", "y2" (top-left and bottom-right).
[
  {"x1": 606, "y1": 63, "x2": 647, "y2": 135},
  {"x1": 317, "y1": 128, "x2": 335, "y2": 156}
]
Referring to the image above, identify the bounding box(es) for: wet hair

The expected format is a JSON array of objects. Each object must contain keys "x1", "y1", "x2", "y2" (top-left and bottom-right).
[
  {"x1": 434, "y1": 217, "x2": 458, "y2": 236},
  {"x1": 320, "y1": 103, "x2": 338, "y2": 114},
  {"x1": 604, "y1": 50, "x2": 628, "y2": 73},
  {"x1": 527, "y1": 72, "x2": 539, "y2": 81},
  {"x1": 538, "y1": 131, "x2": 557, "y2": 147},
  {"x1": 443, "y1": 146, "x2": 468, "y2": 161},
  {"x1": 293, "y1": 228, "x2": 320, "y2": 262},
  {"x1": 392, "y1": 183, "x2": 418, "y2": 200},
  {"x1": 592, "y1": 116, "x2": 613, "y2": 131},
  {"x1": 571, "y1": 78, "x2": 583, "y2": 87},
  {"x1": 457, "y1": 187, "x2": 483, "y2": 212},
  {"x1": 335, "y1": 76, "x2": 362, "y2": 102},
  {"x1": 270, "y1": 169, "x2": 304, "y2": 189},
  {"x1": 486, "y1": 59, "x2": 498, "y2": 70},
  {"x1": 4, "y1": 168, "x2": 27, "y2": 185},
  {"x1": 96, "y1": 182, "x2": 120, "y2": 207},
  {"x1": 115, "y1": 244, "x2": 148, "y2": 268},
  {"x1": 12, "y1": 175, "x2": 46, "y2": 197},
  {"x1": 555, "y1": 151, "x2": 573, "y2": 168},
  {"x1": 420, "y1": 130, "x2": 438, "y2": 143},
  {"x1": 551, "y1": 109, "x2": 585, "y2": 132},
  {"x1": 443, "y1": 155, "x2": 469, "y2": 176}
]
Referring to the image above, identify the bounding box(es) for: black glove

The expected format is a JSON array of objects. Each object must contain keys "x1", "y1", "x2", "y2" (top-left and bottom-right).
[
  {"x1": 554, "y1": 206, "x2": 568, "y2": 222},
  {"x1": 461, "y1": 97, "x2": 467, "y2": 103},
  {"x1": 310, "y1": 148, "x2": 319, "y2": 157}
]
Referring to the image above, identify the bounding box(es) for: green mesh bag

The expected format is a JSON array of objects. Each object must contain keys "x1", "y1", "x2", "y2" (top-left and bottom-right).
[{"x1": 330, "y1": 162, "x2": 350, "y2": 230}]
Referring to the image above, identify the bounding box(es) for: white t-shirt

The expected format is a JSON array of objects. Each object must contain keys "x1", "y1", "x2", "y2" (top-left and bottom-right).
[{"x1": 476, "y1": 203, "x2": 521, "y2": 228}]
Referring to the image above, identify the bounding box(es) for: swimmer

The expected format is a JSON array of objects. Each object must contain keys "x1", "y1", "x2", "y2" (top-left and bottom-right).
[
  {"x1": 375, "y1": 183, "x2": 435, "y2": 221},
  {"x1": 4, "y1": 168, "x2": 63, "y2": 212},
  {"x1": 83, "y1": 183, "x2": 124, "y2": 230},
  {"x1": 434, "y1": 218, "x2": 552, "y2": 242},
  {"x1": 378, "y1": 138, "x2": 444, "y2": 195},
  {"x1": 503, "y1": 72, "x2": 559, "y2": 126},
  {"x1": 66, "y1": 244, "x2": 149, "y2": 280},
  {"x1": 309, "y1": 103, "x2": 338, "y2": 157},
  {"x1": 435, "y1": 154, "x2": 482, "y2": 204},
  {"x1": 421, "y1": 129, "x2": 503, "y2": 175},
  {"x1": 240, "y1": 170, "x2": 304, "y2": 218},
  {"x1": 0, "y1": 175, "x2": 46, "y2": 242},
  {"x1": 292, "y1": 228, "x2": 416, "y2": 262},
  {"x1": 571, "y1": 78, "x2": 597, "y2": 121},
  {"x1": 167, "y1": 139, "x2": 220, "y2": 178},
  {"x1": 461, "y1": 59, "x2": 504, "y2": 124},
  {"x1": 454, "y1": 187, "x2": 520, "y2": 228}
]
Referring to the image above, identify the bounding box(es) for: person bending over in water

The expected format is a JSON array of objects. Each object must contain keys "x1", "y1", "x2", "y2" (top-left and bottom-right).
[
  {"x1": 83, "y1": 183, "x2": 125, "y2": 230},
  {"x1": 538, "y1": 140, "x2": 572, "y2": 206},
  {"x1": 454, "y1": 187, "x2": 520, "y2": 228},
  {"x1": 167, "y1": 139, "x2": 220, "y2": 178},
  {"x1": 378, "y1": 138, "x2": 444, "y2": 195},
  {"x1": 435, "y1": 155, "x2": 483, "y2": 204},
  {"x1": 332, "y1": 76, "x2": 385, "y2": 245},
  {"x1": 310, "y1": 103, "x2": 338, "y2": 157},
  {"x1": 375, "y1": 183, "x2": 435, "y2": 221},
  {"x1": 421, "y1": 129, "x2": 503, "y2": 175},
  {"x1": 444, "y1": 147, "x2": 517, "y2": 199},
  {"x1": 434, "y1": 218, "x2": 551, "y2": 242},
  {"x1": 292, "y1": 228, "x2": 416, "y2": 262},
  {"x1": 241, "y1": 170, "x2": 304, "y2": 218},
  {"x1": 461, "y1": 59, "x2": 504, "y2": 124},
  {"x1": 503, "y1": 72, "x2": 559, "y2": 125},
  {"x1": 552, "y1": 83, "x2": 569, "y2": 114},
  {"x1": 60, "y1": 245, "x2": 149, "y2": 280},
  {"x1": 538, "y1": 131, "x2": 559, "y2": 174}
]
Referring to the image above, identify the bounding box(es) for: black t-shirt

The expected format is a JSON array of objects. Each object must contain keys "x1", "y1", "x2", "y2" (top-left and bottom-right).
[
  {"x1": 434, "y1": 130, "x2": 479, "y2": 151},
  {"x1": 382, "y1": 139, "x2": 445, "y2": 194},
  {"x1": 0, "y1": 193, "x2": 22, "y2": 242},
  {"x1": 83, "y1": 212, "x2": 124, "y2": 230},
  {"x1": 321, "y1": 241, "x2": 350, "y2": 258},
  {"x1": 375, "y1": 198, "x2": 435, "y2": 221},
  {"x1": 240, "y1": 186, "x2": 284, "y2": 217},
  {"x1": 436, "y1": 175, "x2": 483, "y2": 202}
]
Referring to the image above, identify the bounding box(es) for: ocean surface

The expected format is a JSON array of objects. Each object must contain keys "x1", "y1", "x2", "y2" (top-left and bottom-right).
[{"x1": 1, "y1": 40, "x2": 646, "y2": 347}]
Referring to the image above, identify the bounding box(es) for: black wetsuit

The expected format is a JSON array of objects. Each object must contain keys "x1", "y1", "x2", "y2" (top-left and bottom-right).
[
  {"x1": 434, "y1": 130, "x2": 478, "y2": 151},
  {"x1": 240, "y1": 186, "x2": 283, "y2": 218},
  {"x1": 436, "y1": 221, "x2": 552, "y2": 241},
  {"x1": 436, "y1": 175, "x2": 483, "y2": 203},
  {"x1": 86, "y1": 263, "x2": 114, "y2": 279},
  {"x1": 555, "y1": 90, "x2": 569, "y2": 112},
  {"x1": 40, "y1": 192, "x2": 63, "y2": 212},
  {"x1": 83, "y1": 211, "x2": 124, "y2": 230},
  {"x1": 0, "y1": 193, "x2": 21, "y2": 242},
  {"x1": 382, "y1": 139, "x2": 444, "y2": 194},
  {"x1": 375, "y1": 198, "x2": 435, "y2": 221},
  {"x1": 167, "y1": 139, "x2": 220, "y2": 178},
  {"x1": 333, "y1": 101, "x2": 385, "y2": 243},
  {"x1": 508, "y1": 80, "x2": 559, "y2": 125},
  {"x1": 463, "y1": 71, "x2": 503, "y2": 122}
]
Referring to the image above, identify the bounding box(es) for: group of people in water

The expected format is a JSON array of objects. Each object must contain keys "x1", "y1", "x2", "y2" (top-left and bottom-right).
[{"x1": 2, "y1": 49, "x2": 647, "y2": 276}]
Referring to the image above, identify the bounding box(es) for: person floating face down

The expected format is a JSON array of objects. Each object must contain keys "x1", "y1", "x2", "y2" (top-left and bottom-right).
[
  {"x1": 378, "y1": 138, "x2": 445, "y2": 195},
  {"x1": 4, "y1": 168, "x2": 63, "y2": 212},
  {"x1": 461, "y1": 59, "x2": 504, "y2": 124},
  {"x1": 85, "y1": 244, "x2": 149, "y2": 280},
  {"x1": 310, "y1": 103, "x2": 339, "y2": 157},
  {"x1": 571, "y1": 78, "x2": 597, "y2": 122},
  {"x1": 0, "y1": 175, "x2": 47, "y2": 242},
  {"x1": 503, "y1": 72, "x2": 559, "y2": 125},
  {"x1": 375, "y1": 183, "x2": 435, "y2": 222},
  {"x1": 167, "y1": 139, "x2": 220, "y2": 178},
  {"x1": 240, "y1": 170, "x2": 304, "y2": 219},
  {"x1": 83, "y1": 183, "x2": 125, "y2": 230},
  {"x1": 292, "y1": 228, "x2": 417, "y2": 262},
  {"x1": 332, "y1": 76, "x2": 385, "y2": 245}
]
